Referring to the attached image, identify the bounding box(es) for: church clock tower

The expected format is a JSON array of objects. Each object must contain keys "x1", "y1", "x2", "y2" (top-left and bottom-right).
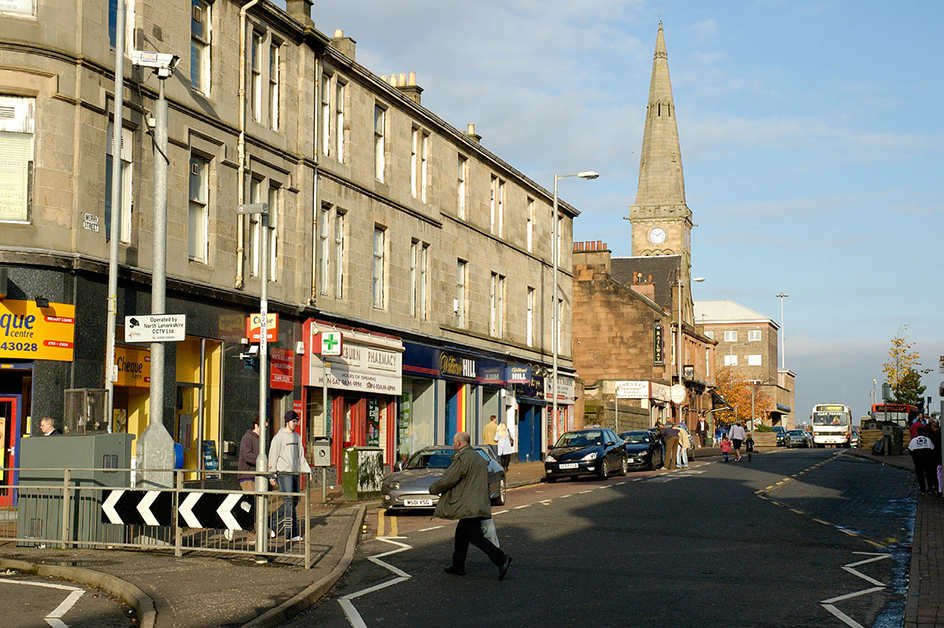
[{"x1": 629, "y1": 23, "x2": 693, "y2": 273}]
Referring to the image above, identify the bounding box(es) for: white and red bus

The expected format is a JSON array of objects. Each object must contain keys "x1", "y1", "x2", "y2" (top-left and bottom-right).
[{"x1": 811, "y1": 403, "x2": 853, "y2": 448}]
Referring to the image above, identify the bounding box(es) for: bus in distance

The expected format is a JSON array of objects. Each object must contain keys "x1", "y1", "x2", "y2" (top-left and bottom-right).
[
  {"x1": 870, "y1": 403, "x2": 919, "y2": 428},
  {"x1": 811, "y1": 403, "x2": 853, "y2": 448}
]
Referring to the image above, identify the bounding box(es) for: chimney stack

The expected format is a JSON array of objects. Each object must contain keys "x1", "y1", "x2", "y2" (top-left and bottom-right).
[
  {"x1": 285, "y1": 0, "x2": 313, "y2": 27},
  {"x1": 330, "y1": 29, "x2": 356, "y2": 60},
  {"x1": 464, "y1": 123, "x2": 482, "y2": 143}
]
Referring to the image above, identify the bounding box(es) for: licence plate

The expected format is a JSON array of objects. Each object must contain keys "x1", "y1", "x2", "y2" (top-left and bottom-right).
[
  {"x1": 558, "y1": 463, "x2": 579, "y2": 469},
  {"x1": 404, "y1": 499, "x2": 433, "y2": 506}
]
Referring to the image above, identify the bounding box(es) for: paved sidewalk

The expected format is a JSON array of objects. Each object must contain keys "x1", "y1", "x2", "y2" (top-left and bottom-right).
[{"x1": 0, "y1": 446, "x2": 939, "y2": 627}]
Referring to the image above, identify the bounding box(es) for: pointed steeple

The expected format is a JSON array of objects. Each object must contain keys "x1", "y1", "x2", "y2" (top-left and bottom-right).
[
  {"x1": 629, "y1": 22, "x2": 692, "y2": 264},
  {"x1": 634, "y1": 21, "x2": 686, "y2": 207}
]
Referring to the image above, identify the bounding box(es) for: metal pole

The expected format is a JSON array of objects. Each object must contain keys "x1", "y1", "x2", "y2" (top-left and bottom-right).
[
  {"x1": 105, "y1": 0, "x2": 126, "y2": 427},
  {"x1": 255, "y1": 209, "x2": 270, "y2": 552},
  {"x1": 551, "y1": 175, "x2": 559, "y2": 449},
  {"x1": 149, "y1": 77, "x2": 168, "y2": 434},
  {"x1": 776, "y1": 293, "x2": 788, "y2": 370},
  {"x1": 322, "y1": 359, "x2": 329, "y2": 503}
]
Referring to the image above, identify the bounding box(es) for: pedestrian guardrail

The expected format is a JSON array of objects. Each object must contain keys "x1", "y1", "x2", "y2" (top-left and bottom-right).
[{"x1": 0, "y1": 467, "x2": 314, "y2": 568}]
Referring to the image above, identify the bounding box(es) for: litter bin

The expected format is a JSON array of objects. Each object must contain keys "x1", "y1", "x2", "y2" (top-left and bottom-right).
[{"x1": 342, "y1": 446, "x2": 384, "y2": 501}]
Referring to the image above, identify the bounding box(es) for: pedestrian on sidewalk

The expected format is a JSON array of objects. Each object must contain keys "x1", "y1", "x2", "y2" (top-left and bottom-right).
[
  {"x1": 729, "y1": 421, "x2": 746, "y2": 462},
  {"x1": 744, "y1": 432, "x2": 755, "y2": 462},
  {"x1": 238, "y1": 417, "x2": 261, "y2": 492},
  {"x1": 429, "y1": 431, "x2": 512, "y2": 580},
  {"x1": 654, "y1": 420, "x2": 666, "y2": 464},
  {"x1": 676, "y1": 422, "x2": 691, "y2": 468},
  {"x1": 720, "y1": 435, "x2": 732, "y2": 462},
  {"x1": 496, "y1": 421, "x2": 514, "y2": 472},
  {"x1": 483, "y1": 415, "x2": 499, "y2": 458},
  {"x1": 661, "y1": 422, "x2": 680, "y2": 470},
  {"x1": 268, "y1": 411, "x2": 311, "y2": 542},
  {"x1": 907, "y1": 426, "x2": 937, "y2": 494},
  {"x1": 696, "y1": 416, "x2": 708, "y2": 447}
]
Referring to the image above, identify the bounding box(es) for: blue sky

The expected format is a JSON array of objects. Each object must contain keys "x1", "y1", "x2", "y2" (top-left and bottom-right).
[{"x1": 307, "y1": 0, "x2": 944, "y2": 421}]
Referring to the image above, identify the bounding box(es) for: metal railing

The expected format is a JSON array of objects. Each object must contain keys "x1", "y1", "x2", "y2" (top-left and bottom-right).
[{"x1": 0, "y1": 466, "x2": 314, "y2": 568}]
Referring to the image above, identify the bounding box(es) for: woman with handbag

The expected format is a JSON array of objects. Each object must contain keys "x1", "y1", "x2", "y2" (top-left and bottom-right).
[{"x1": 496, "y1": 421, "x2": 515, "y2": 472}]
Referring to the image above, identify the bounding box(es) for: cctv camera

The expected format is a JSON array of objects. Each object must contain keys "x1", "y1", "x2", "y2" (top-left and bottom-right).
[{"x1": 131, "y1": 50, "x2": 180, "y2": 77}]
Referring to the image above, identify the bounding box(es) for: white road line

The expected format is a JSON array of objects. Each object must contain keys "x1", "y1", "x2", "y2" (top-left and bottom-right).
[
  {"x1": 578, "y1": 490, "x2": 593, "y2": 494},
  {"x1": 339, "y1": 537, "x2": 413, "y2": 627},
  {"x1": 822, "y1": 603, "x2": 867, "y2": 628},
  {"x1": 559, "y1": 494, "x2": 572, "y2": 498},
  {"x1": 514, "y1": 504, "x2": 531, "y2": 509},
  {"x1": 841, "y1": 566, "x2": 886, "y2": 587},
  {"x1": 821, "y1": 586, "x2": 885, "y2": 605},
  {"x1": 0, "y1": 577, "x2": 85, "y2": 628},
  {"x1": 492, "y1": 509, "x2": 509, "y2": 515},
  {"x1": 416, "y1": 525, "x2": 443, "y2": 532}
]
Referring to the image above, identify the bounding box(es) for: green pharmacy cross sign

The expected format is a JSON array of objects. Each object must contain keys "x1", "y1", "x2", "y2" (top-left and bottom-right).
[{"x1": 320, "y1": 331, "x2": 342, "y2": 356}]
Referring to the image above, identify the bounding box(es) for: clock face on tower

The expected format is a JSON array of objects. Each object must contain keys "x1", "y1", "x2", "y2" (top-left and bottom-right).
[{"x1": 647, "y1": 227, "x2": 667, "y2": 245}]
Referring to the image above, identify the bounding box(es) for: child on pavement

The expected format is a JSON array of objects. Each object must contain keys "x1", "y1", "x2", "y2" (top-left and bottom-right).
[
  {"x1": 744, "y1": 433, "x2": 755, "y2": 462},
  {"x1": 720, "y1": 435, "x2": 732, "y2": 462}
]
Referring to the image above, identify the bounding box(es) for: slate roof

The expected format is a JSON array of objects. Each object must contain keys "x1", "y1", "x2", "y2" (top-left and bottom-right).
[
  {"x1": 610, "y1": 255, "x2": 682, "y2": 311},
  {"x1": 693, "y1": 300, "x2": 777, "y2": 327}
]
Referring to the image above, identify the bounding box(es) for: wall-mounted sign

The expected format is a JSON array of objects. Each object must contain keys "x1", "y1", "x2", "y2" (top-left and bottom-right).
[
  {"x1": 315, "y1": 331, "x2": 342, "y2": 356},
  {"x1": 506, "y1": 365, "x2": 531, "y2": 384},
  {"x1": 544, "y1": 374, "x2": 576, "y2": 404},
  {"x1": 247, "y1": 313, "x2": 278, "y2": 342},
  {"x1": 615, "y1": 381, "x2": 649, "y2": 399},
  {"x1": 307, "y1": 325, "x2": 403, "y2": 395},
  {"x1": 114, "y1": 345, "x2": 150, "y2": 388},
  {"x1": 0, "y1": 300, "x2": 75, "y2": 362},
  {"x1": 653, "y1": 324, "x2": 664, "y2": 366},
  {"x1": 439, "y1": 352, "x2": 476, "y2": 382},
  {"x1": 270, "y1": 347, "x2": 294, "y2": 390},
  {"x1": 683, "y1": 364, "x2": 695, "y2": 380}
]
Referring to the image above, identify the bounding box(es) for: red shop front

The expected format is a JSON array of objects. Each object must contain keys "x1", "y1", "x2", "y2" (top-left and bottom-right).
[{"x1": 301, "y1": 321, "x2": 403, "y2": 481}]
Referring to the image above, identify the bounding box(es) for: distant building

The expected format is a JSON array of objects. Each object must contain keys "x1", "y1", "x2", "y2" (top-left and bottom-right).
[{"x1": 694, "y1": 300, "x2": 796, "y2": 428}]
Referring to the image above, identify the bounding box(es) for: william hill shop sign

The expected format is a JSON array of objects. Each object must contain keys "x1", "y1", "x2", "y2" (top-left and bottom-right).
[{"x1": 439, "y1": 353, "x2": 476, "y2": 380}]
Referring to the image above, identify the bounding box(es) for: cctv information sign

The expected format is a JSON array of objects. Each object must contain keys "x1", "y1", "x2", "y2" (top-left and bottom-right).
[{"x1": 124, "y1": 314, "x2": 186, "y2": 342}]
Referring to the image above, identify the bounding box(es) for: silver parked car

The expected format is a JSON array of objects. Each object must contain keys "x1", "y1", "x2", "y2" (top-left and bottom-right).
[
  {"x1": 784, "y1": 429, "x2": 812, "y2": 448},
  {"x1": 381, "y1": 446, "x2": 506, "y2": 511}
]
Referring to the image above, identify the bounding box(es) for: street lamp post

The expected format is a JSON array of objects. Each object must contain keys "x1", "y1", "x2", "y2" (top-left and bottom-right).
[
  {"x1": 775, "y1": 293, "x2": 789, "y2": 370},
  {"x1": 237, "y1": 202, "x2": 270, "y2": 555},
  {"x1": 675, "y1": 272, "x2": 704, "y2": 424},
  {"x1": 551, "y1": 171, "x2": 598, "y2": 448}
]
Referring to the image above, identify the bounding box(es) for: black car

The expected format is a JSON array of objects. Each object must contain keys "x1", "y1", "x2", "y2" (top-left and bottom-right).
[
  {"x1": 544, "y1": 428, "x2": 628, "y2": 482},
  {"x1": 619, "y1": 430, "x2": 663, "y2": 470},
  {"x1": 773, "y1": 426, "x2": 786, "y2": 446}
]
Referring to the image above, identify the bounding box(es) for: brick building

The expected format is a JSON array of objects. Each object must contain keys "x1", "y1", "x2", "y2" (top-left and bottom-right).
[{"x1": 0, "y1": 0, "x2": 577, "y2": 485}]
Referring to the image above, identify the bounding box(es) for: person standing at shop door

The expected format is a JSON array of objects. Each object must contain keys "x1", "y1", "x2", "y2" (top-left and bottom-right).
[
  {"x1": 40, "y1": 417, "x2": 61, "y2": 436},
  {"x1": 496, "y1": 420, "x2": 515, "y2": 472},
  {"x1": 268, "y1": 411, "x2": 311, "y2": 542}
]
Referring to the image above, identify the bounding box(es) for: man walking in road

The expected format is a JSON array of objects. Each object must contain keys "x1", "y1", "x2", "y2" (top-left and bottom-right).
[
  {"x1": 729, "y1": 420, "x2": 747, "y2": 462},
  {"x1": 429, "y1": 431, "x2": 512, "y2": 580}
]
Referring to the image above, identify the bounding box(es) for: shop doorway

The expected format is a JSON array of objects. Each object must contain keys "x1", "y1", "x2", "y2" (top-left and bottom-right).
[
  {"x1": 517, "y1": 404, "x2": 542, "y2": 463},
  {"x1": 175, "y1": 383, "x2": 208, "y2": 473},
  {"x1": 0, "y1": 395, "x2": 22, "y2": 506}
]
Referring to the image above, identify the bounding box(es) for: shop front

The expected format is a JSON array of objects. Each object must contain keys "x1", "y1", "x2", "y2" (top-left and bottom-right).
[
  {"x1": 513, "y1": 364, "x2": 546, "y2": 463},
  {"x1": 302, "y1": 321, "x2": 403, "y2": 477},
  {"x1": 614, "y1": 380, "x2": 671, "y2": 427},
  {"x1": 546, "y1": 372, "x2": 576, "y2": 449}
]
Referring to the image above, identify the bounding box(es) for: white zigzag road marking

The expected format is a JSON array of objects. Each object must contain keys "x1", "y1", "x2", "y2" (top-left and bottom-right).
[
  {"x1": 820, "y1": 553, "x2": 890, "y2": 627},
  {"x1": 339, "y1": 537, "x2": 413, "y2": 628}
]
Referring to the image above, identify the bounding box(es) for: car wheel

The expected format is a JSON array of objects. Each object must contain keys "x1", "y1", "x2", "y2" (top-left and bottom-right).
[
  {"x1": 620, "y1": 456, "x2": 628, "y2": 476},
  {"x1": 493, "y1": 476, "x2": 507, "y2": 505},
  {"x1": 599, "y1": 458, "x2": 609, "y2": 479}
]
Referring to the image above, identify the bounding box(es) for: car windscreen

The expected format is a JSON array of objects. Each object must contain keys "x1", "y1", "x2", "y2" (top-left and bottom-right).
[
  {"x1": 621, "y1": 432, "x2": 650, "y2": 444},
  {"x1": 556, "y1": 431, "x2": 603, "y2": 447},
  {"x1": 787, "y1": 431, "x2": 805, "y2": 437},
  {"x1": 406, "y1": 451, "x2": 453, "y2": 469}
]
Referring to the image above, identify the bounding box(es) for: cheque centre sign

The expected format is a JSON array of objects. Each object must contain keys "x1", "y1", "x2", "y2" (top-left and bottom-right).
[{"x1": 0, "y1": 300, "x2": 75, "y2": 361}]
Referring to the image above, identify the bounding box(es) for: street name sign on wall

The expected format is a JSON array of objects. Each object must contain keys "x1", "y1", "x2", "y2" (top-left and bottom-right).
[{"x1": 124, "y1": 314, "x2": 186, "y2": 342}]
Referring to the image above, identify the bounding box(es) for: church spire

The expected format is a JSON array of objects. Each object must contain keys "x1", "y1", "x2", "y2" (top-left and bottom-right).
[{"x1": 633, "y1": 21, "x2": 686, "y2": 208}]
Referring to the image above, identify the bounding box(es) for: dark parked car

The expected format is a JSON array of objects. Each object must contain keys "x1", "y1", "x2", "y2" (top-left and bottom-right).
[
  {"x1": 381, "y1": 446, "x2": 506, "y2": 511},
  {"x1": 785, "y1": 429, "x2": 812, "y2": 448},
  {"x1": 772, "y1": 426, "x2": 786, "y2": 447},
  {"x1": 544, "y1": 428, "x2": 628, "y2": 483},
  {"x1": 619, "y1": 430, "x2": 663, "y2": 470}
]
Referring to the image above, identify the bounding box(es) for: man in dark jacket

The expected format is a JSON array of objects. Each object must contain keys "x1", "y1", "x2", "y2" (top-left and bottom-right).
[
  {"x1": 429, "y1": 431, "x2": 512, "y2": 580},
  {"x1": 238, "y1": 417, "x2": 260, "y2": 492}
]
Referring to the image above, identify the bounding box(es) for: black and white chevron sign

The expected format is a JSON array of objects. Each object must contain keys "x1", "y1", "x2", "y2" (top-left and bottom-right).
[
  {"x1": 101, "y1": 490, "x2": 256, "y2": 530},
  {"x1": 178, "y1": 492, "x2": 255, "y2": 530},
  {"x1": 101, "y1": 490, "x2": 174, "y2": 526}
]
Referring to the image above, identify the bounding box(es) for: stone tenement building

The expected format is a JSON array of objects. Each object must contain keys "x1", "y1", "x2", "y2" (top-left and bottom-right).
[{"x1": 0, "y1": 0, "x2": 578, "y2": 482}]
